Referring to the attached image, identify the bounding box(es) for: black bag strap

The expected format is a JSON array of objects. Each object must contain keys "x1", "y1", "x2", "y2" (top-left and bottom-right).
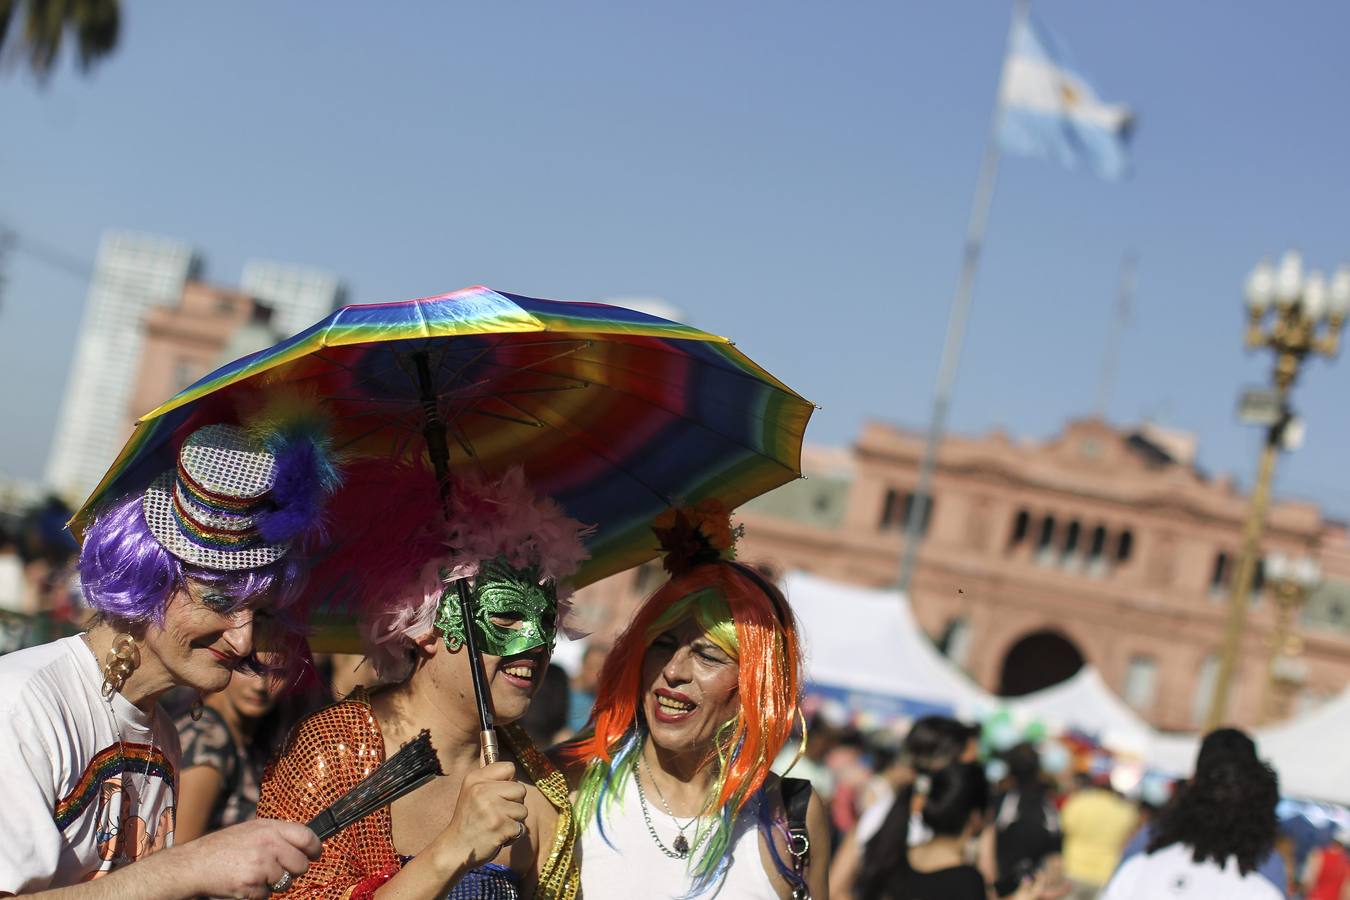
[{"x1": 781, "y1": 776, "x2": 812, "y2": 900}]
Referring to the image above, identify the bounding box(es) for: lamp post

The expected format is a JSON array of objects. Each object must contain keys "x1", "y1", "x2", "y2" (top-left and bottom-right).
[
  {"x1": 1260, "y1": 553, "x2": 1320, "y2": 723},
  {"x1": 1204, "y1": 251, "x2": 1349, "y2": 730}
]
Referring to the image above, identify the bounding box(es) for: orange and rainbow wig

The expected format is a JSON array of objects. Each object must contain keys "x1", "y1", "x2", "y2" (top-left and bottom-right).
[{"x1": 566, "y1": 561, "x2": 803, "y2": 889}]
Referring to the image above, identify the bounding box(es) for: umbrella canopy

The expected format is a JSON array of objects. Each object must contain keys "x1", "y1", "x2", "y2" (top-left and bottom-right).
[{"x1": 72, "y1": 286, "x2": 813, "y2": 589}]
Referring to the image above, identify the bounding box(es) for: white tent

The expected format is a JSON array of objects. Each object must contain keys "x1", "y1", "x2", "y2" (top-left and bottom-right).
[
  {"x1": 782, "y1": 570, "x2": 993, "y2": 720},
  {"x1": 1255, "y1": 690, "x2": 1350, "y2": 803},
  {"x1": 1104, "y1": 689, "x2": 1350, "y2": 805},
  {"x1": 1010, "y1": 665, "x2": 1156, "y2": 755}
]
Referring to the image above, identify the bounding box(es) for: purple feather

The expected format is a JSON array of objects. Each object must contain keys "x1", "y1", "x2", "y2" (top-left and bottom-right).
[{"x1": 259, "y1": 441, "x2": 326, "y2": 543}]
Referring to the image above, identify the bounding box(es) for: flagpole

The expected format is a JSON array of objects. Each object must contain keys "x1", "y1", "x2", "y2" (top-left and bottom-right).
[
  {"x1": 897, "y1": 0, "x2": 1031, "y2": 596},
  {"x1": 1095, "y1": 251, "x2": 1137, "y2": 420}
]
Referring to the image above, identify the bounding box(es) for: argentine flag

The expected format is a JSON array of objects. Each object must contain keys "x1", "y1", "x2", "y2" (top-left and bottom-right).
[{"x1": 997, "y1": 15, "x2": 1133, "y2": 180}]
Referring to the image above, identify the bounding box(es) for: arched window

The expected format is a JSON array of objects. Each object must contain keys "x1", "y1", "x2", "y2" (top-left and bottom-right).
[
  {"x1": 1009, "y1": 509, "x2": 1031, "y2": 548},
  {"x1": 1209, "y1": 551, "x2": 1229, "y2": 596},
  {"x1": 1086, "y1": 525, "x2": 1109, "y2": 575},
  {"x1": 1037, "y1": 515, "x2": 1056, "y2": 550},
  {"x1": 1035, "y1": 515, "x2": 1057, "y2": 565},
  {"x1": 1116, "y1": 529, "x2": 1134, "y2": 563},
  {"x1": 879, "y1": 488, "x2": 901, "y2": 530},
  {"x1": 1062, "y1": 520, "x2": 1082, "y2": 556}
]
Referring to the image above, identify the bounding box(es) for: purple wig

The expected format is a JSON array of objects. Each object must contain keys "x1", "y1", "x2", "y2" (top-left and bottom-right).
[{"x1": 79, "y1": 493, "x2": 308, "y2": 628}]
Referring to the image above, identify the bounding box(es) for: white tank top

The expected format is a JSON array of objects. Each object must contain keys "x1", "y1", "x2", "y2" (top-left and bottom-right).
[{"x1": 579, "y1": 770, "x2": 780, "y2": 899}]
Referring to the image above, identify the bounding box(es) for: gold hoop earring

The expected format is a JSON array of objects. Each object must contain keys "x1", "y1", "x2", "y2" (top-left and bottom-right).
[{"x1": 101, "y1": 633, "x2": 140, "y2": 700}]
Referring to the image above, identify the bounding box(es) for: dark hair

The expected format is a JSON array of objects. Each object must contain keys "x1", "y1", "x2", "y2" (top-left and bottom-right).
[
  {"x1": 1146, "y1": 729, "x2": 1278, "y2": 876},
  {"x1": 856, "y1": 717, "x2": 981, "y2": 900},
  {"x1": 1003, "y1": 742, "x2": 1042, "y2": 788},
  {"x1": 921, "y1": 762, "x2": 990, "y2": 837},
  {"x1": 1195, "y1": 727, "x2": 1258, "y2": 769},
  {"x1": 904, "y1": 715, "x2": 979, "y2": 772}
]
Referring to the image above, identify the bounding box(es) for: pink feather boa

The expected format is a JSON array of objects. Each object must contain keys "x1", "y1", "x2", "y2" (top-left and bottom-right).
[{"x1": 310, "y1": 461, "x2": 591, "y2": 680}]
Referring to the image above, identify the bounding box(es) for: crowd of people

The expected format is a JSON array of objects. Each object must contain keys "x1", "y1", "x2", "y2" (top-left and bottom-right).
[{"x1": 0, "y1": 410, "x2": 1345, "y2": 899}]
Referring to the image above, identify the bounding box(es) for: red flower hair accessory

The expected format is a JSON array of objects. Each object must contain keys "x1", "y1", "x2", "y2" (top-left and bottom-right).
[{"x1": 652, "y1": 499, "x2": 744, "y2": 576}]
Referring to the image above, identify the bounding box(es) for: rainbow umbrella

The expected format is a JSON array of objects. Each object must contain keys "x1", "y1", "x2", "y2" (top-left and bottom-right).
[{"x1": 72, "y1": 287, "x2": 812, "y2": 726}]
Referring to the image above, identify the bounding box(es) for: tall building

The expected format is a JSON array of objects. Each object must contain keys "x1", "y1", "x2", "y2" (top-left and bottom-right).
[
  {"x1": 44, "y1": 233, "x2": 199, "y2": 503},
  {"x1": 240, "y1": 260, "x2": 346, "y2": 338},
  {"x1": 123, "y1": 283, "x2": 271, "y2": 437}
]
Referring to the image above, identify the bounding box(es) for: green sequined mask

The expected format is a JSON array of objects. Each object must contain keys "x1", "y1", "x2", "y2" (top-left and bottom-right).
[{"x1": 434, "y1": 556, "x2": 559, "y2": 657}]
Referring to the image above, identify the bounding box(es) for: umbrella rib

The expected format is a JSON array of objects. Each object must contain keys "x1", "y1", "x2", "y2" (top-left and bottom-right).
[
  {"x1": 492, "y1": 396, "x2": 674, "y2": 506},
  {"x1": 458, "y1": 406, "x2": 546, "y2": 429},
  {"x1": 436, "y1": 336, "x2": 502, "y2": 394}
]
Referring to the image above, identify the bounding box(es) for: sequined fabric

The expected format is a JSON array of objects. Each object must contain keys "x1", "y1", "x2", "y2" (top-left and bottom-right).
[
  {"x1": 257, "y1": 688, "x2": 579, "y2": 900},
  {"x1": 397, "y1": 858, "x2": 521, "y2": 900}
]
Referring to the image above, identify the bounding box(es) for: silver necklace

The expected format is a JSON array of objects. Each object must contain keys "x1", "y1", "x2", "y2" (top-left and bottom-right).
[
  {"x1": 98, "y1": 691, "x2": 158, "y2": 800},
  {"x1": 633, "y1": 751, "x2": 710, "y2": 860}
]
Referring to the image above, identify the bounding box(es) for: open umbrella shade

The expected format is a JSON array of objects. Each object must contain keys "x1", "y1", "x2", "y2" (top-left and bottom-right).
[{"x1": 73, "y1": 287, "x2": 813, "y2": 590}]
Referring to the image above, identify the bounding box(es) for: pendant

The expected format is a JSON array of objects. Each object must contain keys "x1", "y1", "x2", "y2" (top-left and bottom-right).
[{"x1": 673, "y1": 834, "x2": 689, "y2": 856}]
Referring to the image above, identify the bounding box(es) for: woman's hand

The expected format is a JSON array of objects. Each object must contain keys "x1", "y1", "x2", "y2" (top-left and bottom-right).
[{"x1": 431, "y1": 761, "x2": 530, "y2": 871}]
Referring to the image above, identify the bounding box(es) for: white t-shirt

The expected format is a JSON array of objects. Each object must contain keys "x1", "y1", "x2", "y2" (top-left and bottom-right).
[
  {"x1": 0, "y1": 635, "x2": 179, "y2": 892},
  {"x1": 1101, "y1": 843, "x2": 1284, "y2": 900},
  {"x1": 580, "y1": 771, "x2": 779, "y2": 899}
]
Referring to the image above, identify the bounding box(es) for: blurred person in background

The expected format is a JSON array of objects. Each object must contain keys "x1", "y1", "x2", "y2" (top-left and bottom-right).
[
  {"x1": 0, "y1": 527, "x2": 31, "y2": 653},
  {"x1": 985, "y1": 742, "x2": 1067, "y2": 898},
  {"x1": 1060, "y1": 773, "x2": 1139, "y2": 899},
  {"x1": 780, "y1": 712, "x2": 840, "y2": 810},
  {"x1": 1302, "y1": 826, "x2": 1350, "y2": 900},
  {"x1": 836, "y1": 715, "x2": 979, "y2": 897},
  {"x1": 858, "y1": 759, "x2": 1047, "y2": 900},
  {"x1": 521, "y1": 661, "x2": 572, "y2": 746},
  {"x1": 1100, "y1": 727, "x2": 1281, "y2": 899},
  {"x1": 175, "y1": 664, "x2": 287, "y2": 842},
  {"x1": 1113, "y1": 728, "x2": 1288, "y2": 896},
  {"x1": 566, "y1": 642, "x2": 607, "y2": 733},
  {"x1": 0, "y1": 528, "x2": 25, "y2": 614}
]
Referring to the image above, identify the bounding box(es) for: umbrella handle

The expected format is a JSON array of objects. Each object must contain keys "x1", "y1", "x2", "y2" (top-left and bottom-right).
[
  {"x1": 413, "y1": 351, "x2": 499, "y2": 766},
  {"x1": 480, "y1": 729, "x2": 500, "y2": 766},
  {"x1": 453, "y1": 578, "x2": 499, "y2": 765}
]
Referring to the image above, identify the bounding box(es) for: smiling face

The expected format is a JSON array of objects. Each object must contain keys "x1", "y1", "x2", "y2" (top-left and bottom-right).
[
  {"x1": 641, "y1": 612, "x2": 741, "y2": 756},
  {"x1": 430, "y1": 559, "x2": 559, "y2": 724},
  {"x1": 140, "y1": 578, "x2": 268, "y2": 695}
]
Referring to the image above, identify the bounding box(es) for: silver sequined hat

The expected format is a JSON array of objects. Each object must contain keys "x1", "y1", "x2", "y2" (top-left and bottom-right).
[{"x1": 142, "y1": 424, "x2": 290, "y2": 571}]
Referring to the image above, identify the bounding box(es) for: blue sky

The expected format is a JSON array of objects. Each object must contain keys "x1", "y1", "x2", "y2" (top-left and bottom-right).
[{"x1": 3, "y1": 2, "x2": 1349, "y2": 514}]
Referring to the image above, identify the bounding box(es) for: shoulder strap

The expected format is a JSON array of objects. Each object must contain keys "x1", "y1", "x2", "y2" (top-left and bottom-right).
[
  {"x1": 780, "y1": 776, "x2": 812, "y2": 900},
  {"x1": 498, "y1": 723, "x2": 581, "y2": 900}
]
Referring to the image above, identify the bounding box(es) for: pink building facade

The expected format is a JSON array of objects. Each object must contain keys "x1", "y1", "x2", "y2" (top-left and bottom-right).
[{"x1": 573, "y1": 418, "x2": 1350, "y2": 732}]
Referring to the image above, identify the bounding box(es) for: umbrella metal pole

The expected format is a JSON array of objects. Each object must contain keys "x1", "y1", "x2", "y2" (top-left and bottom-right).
[{"x1": 413, "y1": 351, "x2": 499, "y2": 765}]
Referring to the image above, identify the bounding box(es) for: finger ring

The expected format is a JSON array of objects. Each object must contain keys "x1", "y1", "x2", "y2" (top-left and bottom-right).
[
  {"x1": 272, "y1": 871, "x2": 294, "y2": 893},
  {"x1": 516, "y1": 821, "x2": 526, "y2": 840}
]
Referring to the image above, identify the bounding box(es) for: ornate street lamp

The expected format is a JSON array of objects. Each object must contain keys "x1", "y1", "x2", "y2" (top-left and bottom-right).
[
  {"x1": 1204, "y1": 251, "x2": 1348, "y2": 729},
  {"x1": 1260, "y1": 553, "x2": 1320, "y2": 723}
]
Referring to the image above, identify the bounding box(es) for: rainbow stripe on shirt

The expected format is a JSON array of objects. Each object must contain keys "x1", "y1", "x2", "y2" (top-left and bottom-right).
[{"x1": 54, "y1": 743, "x2": 177, "y2": 830}]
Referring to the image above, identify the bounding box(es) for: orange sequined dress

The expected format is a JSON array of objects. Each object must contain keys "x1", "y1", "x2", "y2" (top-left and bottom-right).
[{"x1": 257, "y1": 689, "x2": 579, "y2": 900}]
